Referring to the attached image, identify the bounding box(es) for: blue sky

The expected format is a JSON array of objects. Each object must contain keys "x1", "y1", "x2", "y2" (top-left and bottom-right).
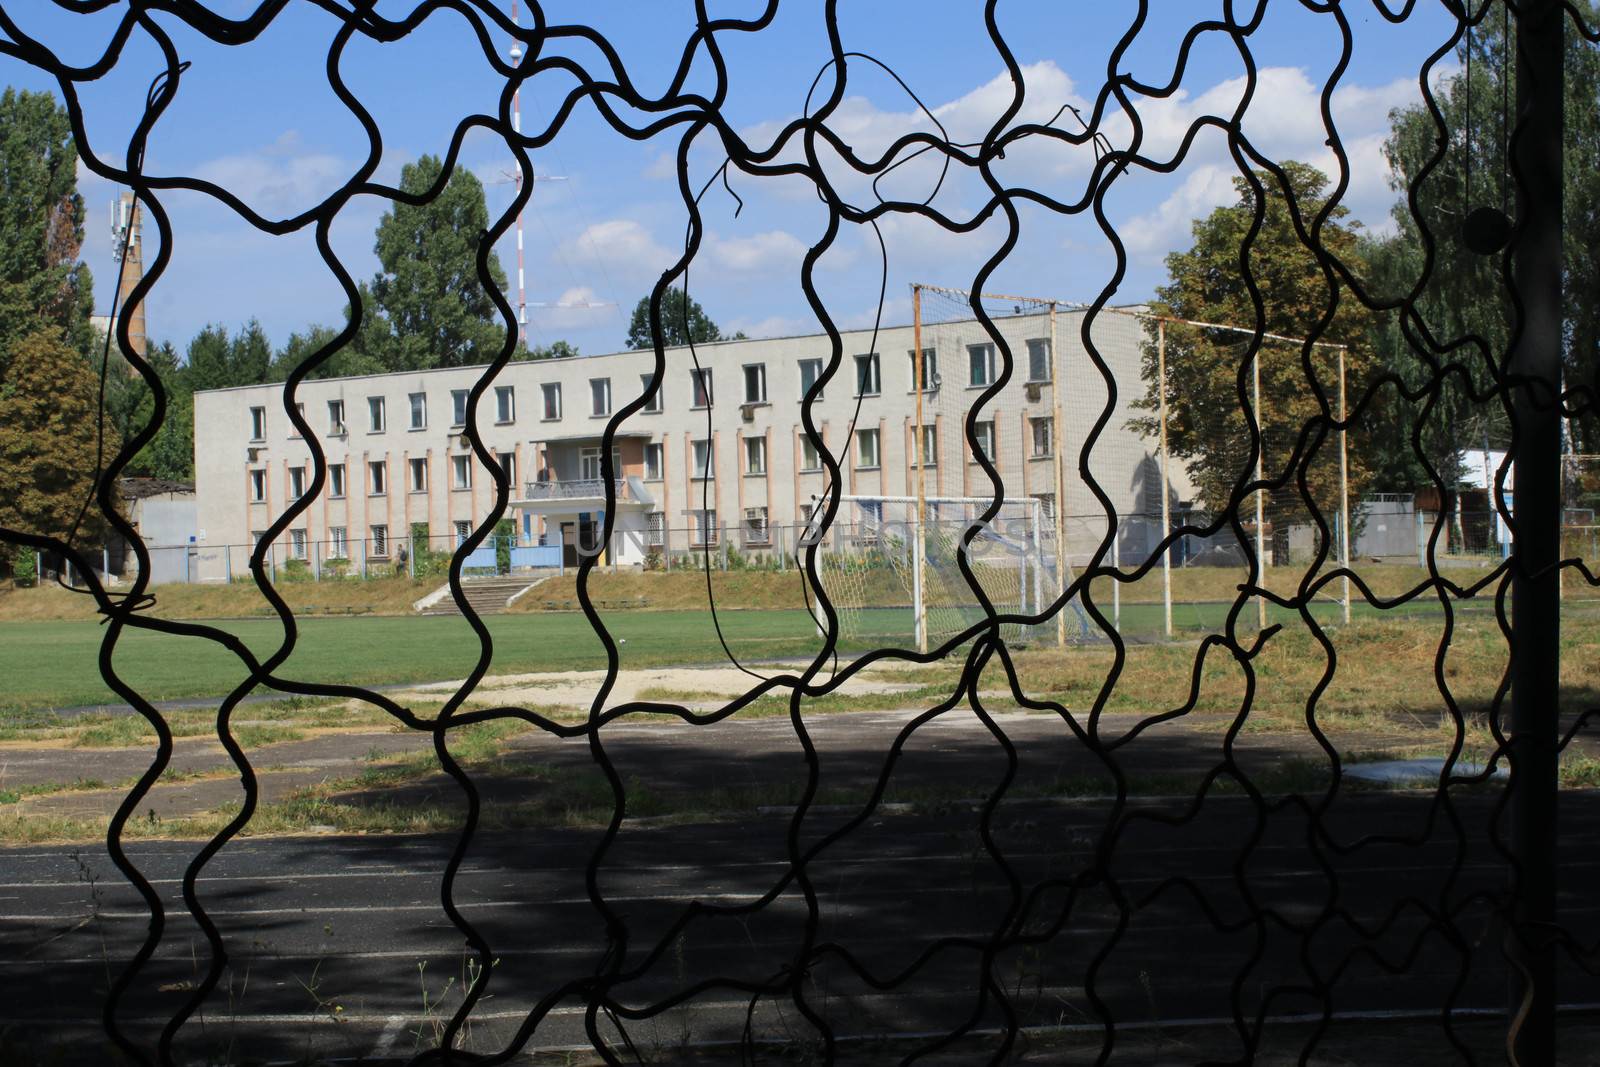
[{"x1": 2, "y1": 1, "x2": 1460, "y2": 358}]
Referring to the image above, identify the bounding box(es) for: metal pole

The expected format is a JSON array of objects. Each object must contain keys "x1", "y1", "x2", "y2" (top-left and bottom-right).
[
  {"x1": 1255, "y1": 348, "x2": 1267, "y2": 628},
  {"x1": 1158, "y1": 318, "x2": 1173, "y2": 639},
  {"x1": 1050, "y1": 302, "x2": 1068, "y2": 647},
  {"x1": 1111, "y1": 522, "x2": 1120, "y2": 635},
  {"x1": 913, "y1": 284, "x2": 928, "y2": 654},
  {"x1": 1339, "y1": 347, "x2": 1351, "y2": 625},
  {"x1": 1508, "y1": 2, "x2": 1562, "y2": 1059}
]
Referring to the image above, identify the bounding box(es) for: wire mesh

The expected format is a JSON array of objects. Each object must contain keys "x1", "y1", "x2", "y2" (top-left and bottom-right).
[{"x1": 0, "y1": 1, "x2": 1597, "y2": 1064}]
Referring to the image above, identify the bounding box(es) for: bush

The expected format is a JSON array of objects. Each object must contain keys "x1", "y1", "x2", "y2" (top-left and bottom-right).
[
  {"x1": 281, "y1": 558, "x2": 311, "y2": 582},
  {"x1": 11, "y1": 550, "x2": 36, "y2": 588},
  {"x1": 643, "y1": 551, "x2": 664, "y2": 572}
]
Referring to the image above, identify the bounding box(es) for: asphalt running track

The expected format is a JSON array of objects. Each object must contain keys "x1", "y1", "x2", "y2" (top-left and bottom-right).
[{"x1": 3, "y1": 790, "x2": 1599, "y2": 1064}]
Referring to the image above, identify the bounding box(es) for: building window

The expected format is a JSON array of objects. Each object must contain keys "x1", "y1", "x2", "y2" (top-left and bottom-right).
[
  {"x1": 854, "y1": 353, "x2": 880, "y2": 397},
  {"x1": 799, "y1": 357, "x2": 824, "y2": 401},
  {"x1": 368, "y1": 396, "x2": 386, "y2": 433},
  {"x1": 856, "y1": 428, "x2": 880, "y2": 469},
  {"x1": 744, "y1": 506, "x2": 769, "y2": 544},
  {"x1": 968, "y1": 343, "x2": 996, "y2": 387},
  {"x1": 496, "y1": 451, "x2": 516, "y2": 486},
  {"x1": 1032, "y1": 493, "x2": 1056, "y2": 523},
  {"x1": 409, "y1": 457, "x2": 428, "y2": 492},
  {"x1": 859, "y1": 499, "x2": 883, "y2": 544},
  {"x1": 1027, "y1": 338, "x2": 1052, "y2": 383},
  {"x1": 691, "y1": 367, "x2": 713, "y2": 408},
  {"x1": 249, "y1": 469, "x2": 266, "y2": 502},
  {"x1": 743, "y1": 363, "x2": 767, "y2": 404},
  {"x1": 328, "y1": 399, "x2": 346, "y2": 435},
  {"x1": 1031, "y1": 416, "x2": 1053, "y2": 458},
  {"x1": 289, "y1": 466, "x2": 306, "y2": 498},
  {"x1": 495, "y1": 385, "x2": 515, "y2": 424},
  {"x1": 590, "y1": 377, "x2": 611, "y2": 416},
  {"x1": 916, "y1": 425, "x2": 938, "y2": 468},
  {"x1": 451, "y1": 389, "x2": 469, "y2": 427},
  {"x1": 452, "y1": 454, "x2": 472, "y2": 490},
  {"x1": 371, "y1": 524, "x2": 389, "y2": 557},
  {"x1": 409, "y1": 392, "x2": 427, "y2": 429},
  {"x1": 745, "y1": 436, "x2": 766, "y2": 475},
  {"x1": 369, "y1": 460, "x2": 387, "y2": 496},
  {"x1": 908, "y1": 347, "x2": 937, "y2": 390},
  {"x1": 541, "y1": 382, "x2": 562, "y2": 420},
  {"x1": 973, "y1": 420, "x2": 995, "y2": 462},
  {"x1": 329, "y1": 526, "x2": 348, "y2": 560},
  {"x1": 692, "y1": 438, "x2": 714, "y2": 480},
  {"x1": 644, "y1": 442, "x2": 664, "y2": 480},
  {"x1": 252, "y1": 529, "x2": 269, "y2": 553},
  {"x1": 287, "y1": 402, "x2": 306, "y2": 438},
  {"x1": 249, "y1": 406, "x2": 266, "y2": 441},
  {"x1": 579, "y1": 446, "x2": 620, "y2": 481},
  {"x1": 647, "y1": 511, "x2": 665, "y2": 547},
  {"x1": 329, "y1": 463, "x2": 346, "y2": 498},
  {"x1": 289, "y1": 529, "x2": 308, "y2": 560},
  {"x1": 800, "y1": 436, "x2": 822, "y2": 472},
  {"x1": 454, "y1": 520, "x2": 472, "y2": 547},
  {"x1": 641, "y1": 373, "x2": 663, "y2": 413},
  {"x1": 692, "y1": 509, "x2": 718, "y2": 546}
]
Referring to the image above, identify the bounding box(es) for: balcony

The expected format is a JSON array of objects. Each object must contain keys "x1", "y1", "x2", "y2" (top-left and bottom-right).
[{"x1": 515, "y1": 475, "x2": 653, "y2": 511}]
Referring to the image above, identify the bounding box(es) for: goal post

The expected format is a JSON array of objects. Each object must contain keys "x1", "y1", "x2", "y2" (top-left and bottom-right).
[{"x1": 818, "y1": 494, "x2": 1065, "y2": 647}]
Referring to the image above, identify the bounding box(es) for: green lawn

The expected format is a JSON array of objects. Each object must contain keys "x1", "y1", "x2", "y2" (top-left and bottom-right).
[{"x1": 0, "y1": 593, "x2": 1517, "y2": 714}]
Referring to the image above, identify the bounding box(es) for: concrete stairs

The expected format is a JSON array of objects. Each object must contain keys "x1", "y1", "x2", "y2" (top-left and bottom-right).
[{"x1": 414, "y1": 573, "x2": 556, "y2": 616}]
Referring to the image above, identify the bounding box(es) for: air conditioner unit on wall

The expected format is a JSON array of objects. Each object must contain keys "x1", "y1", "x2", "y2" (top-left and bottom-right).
[
  {"x1": 1024, "y1": 382, "x2": 1043, "y2": 402},
  {"x1": 740, "y1": 404, "x2": 756, "y2": 423},
  {"x1": 246, "y1": 446, "x2": 263, "y2": 462},
  {"x1": 454, "y1": 433, "x2": 471, "y2": 450}
]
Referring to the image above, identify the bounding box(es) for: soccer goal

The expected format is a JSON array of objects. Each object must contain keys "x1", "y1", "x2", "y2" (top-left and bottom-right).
[{"x1": 815, "y1": 494, "x2": 1072, "y2": 649}]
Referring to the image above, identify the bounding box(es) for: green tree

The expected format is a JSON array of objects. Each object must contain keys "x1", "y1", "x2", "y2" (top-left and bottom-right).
[
  {"x1": 625, "y1": 287, "x2": 736, "y2": 349},
  {"x1": 1368, "y1": 5, "x2": 1600, "y2": 462},
  {"x1": 358, "y1": 155, "x2": 510, "y2": 371},
  {"x1": 0, "y1": 89, "x2": 94, "y2": 375},
  {"x1": 528, "y1": 339, "x2": 580, "y2": 360},
  {"x1": 1135, "y1": 161, "x2": 1377, "y2": 560},
  {"x1": 271, "y1": 324, "x2": 386, "y2": 382},
  {"x1": 0, "y1": 331, "x2": 109, "y2": 571}
]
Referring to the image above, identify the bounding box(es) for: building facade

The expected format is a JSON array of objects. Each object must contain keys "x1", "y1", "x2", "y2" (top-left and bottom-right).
[{"x1": 191, "y1": 309, "x2": 1191, "y2": 580}]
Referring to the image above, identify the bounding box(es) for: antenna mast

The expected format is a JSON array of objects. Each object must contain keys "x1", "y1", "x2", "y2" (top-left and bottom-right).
[{"x1": 509, "y1": 0, "x2": 527, "y2": 351}]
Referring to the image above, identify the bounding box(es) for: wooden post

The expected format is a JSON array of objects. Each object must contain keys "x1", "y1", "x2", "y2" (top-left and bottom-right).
[
  {"x1": 1339, "y1": 347, "x2": 1351, "y2": 625},
  {"x1": 1050, "y1": 302, "x2": 1068, "y2": 647},
  {"x1": 913, "y1": 285, "x2": 928, "y2": 653},
  {"x1": 1158, "y1": 318, "x2": 1173, "y2": 639}
]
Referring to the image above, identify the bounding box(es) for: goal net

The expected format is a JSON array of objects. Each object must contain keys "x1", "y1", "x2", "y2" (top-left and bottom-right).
[{"x1": 816, "y1": 495, "x2": 1077, "y2": 647}]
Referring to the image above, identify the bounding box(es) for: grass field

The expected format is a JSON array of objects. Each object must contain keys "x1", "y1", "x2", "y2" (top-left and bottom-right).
[{"x1": 0, "y1": 561, "x2": 1590, "y2": 715}]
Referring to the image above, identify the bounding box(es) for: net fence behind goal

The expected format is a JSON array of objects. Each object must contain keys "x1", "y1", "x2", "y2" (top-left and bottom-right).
[{"x1": 816, "y1": 495, "x2": 1082, "y2": 647}]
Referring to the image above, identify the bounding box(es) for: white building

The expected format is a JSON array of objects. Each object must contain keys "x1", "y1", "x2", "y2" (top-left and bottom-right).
[{"x1": 190, "y1": 309, "x2": 1191, "y2": 580}]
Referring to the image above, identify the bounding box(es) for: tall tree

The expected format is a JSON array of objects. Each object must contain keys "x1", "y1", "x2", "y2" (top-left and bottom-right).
[
  {"x1": 1134, "y1": 161, "x2": 1377, "y2": 560},
  {"x1": 1367, "y1": 3, "x2": 1600, "y2": 468},
  {"x1": 625, "y1": 287, "x2": 735, "y2": 349},
  {"x1": 0, "y1": 89, "x2": 94, "y2": 375},
  {"x1": 0, "y1": 331, "x2": 108, "y2": 568},
  {"x1": 358, "y1": 155, "x2": 510, "y2": 371}
]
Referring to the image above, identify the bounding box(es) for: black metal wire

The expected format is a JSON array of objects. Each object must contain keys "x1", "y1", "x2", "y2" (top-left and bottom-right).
[{"x1": 0, "y1": 1, "x2": 1594, "y2": 1064}]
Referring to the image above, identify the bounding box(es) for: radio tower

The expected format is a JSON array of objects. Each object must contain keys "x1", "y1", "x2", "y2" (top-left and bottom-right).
[{"x1": 509, "y1": 0, "x2": 527, "y2": 351}]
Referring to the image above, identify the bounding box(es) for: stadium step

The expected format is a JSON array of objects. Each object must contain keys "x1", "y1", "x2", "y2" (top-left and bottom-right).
[{"x1": 414, "y1": 573, "x2": 556, "y2": 616}]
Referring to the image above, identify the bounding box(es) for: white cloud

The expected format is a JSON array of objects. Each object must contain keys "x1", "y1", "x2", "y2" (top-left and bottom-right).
[
  {"x1": 560, "y1": 218, "x2": 676, "y2": 277},
  {"x1": 192, "y1": 131, "x2": 353, "y2": 217},
  {"x1": 705, "y1": 229, "x2": 809, "y2": 273},
  {"x1": 726, "y1": 313, "x2": 814, "y2": 339}
]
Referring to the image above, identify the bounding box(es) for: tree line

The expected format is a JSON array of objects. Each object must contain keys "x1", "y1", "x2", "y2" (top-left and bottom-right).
[{"x1": 1139, "y1": 7, "x2": 1600, "y2": 554}]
